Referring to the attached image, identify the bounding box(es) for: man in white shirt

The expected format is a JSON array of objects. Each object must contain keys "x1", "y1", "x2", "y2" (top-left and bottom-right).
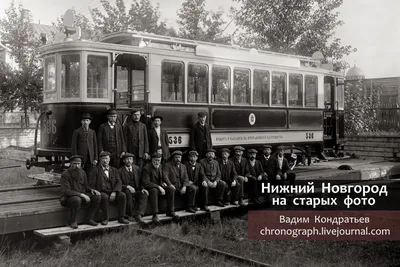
[{"x1": 148, "y1": 115, "x2": 170, "y2": 163}]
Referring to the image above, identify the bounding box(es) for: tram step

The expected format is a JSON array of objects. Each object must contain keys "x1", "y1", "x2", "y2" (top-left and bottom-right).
[
  {"x1": 27, "y1": 172, "x2": 61, "y2": 184},
  {"x1": 33, "y1": 201, "x2": 248, "y2": 238}
]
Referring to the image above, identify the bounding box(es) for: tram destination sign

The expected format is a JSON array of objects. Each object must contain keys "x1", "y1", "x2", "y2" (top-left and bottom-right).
[{"x1": 168, "y1": 131, "x2": 323, "y2": 148}]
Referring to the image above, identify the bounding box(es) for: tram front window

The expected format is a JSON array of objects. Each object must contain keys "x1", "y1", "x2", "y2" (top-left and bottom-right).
[
  {"x1": 44, "y1": 56, "x2": 56, "y2": 101},
  {"x1": 61, "y1": 54, "x2": 80, "y2": 99},
  {"x1": 87, "y1": 55, "x2": 108, "y2": 99}
]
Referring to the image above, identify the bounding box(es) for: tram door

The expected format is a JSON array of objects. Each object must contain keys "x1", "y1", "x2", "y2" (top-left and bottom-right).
[
  {"x1": 323, "y1": 76, "x2": 338, "y2": 151},
  {"x1": 113, "y1": 53, "x2": 148, "y2": 124}
]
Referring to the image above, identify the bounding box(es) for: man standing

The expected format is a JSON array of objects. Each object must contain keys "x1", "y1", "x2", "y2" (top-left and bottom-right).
[
  {"x1": 71, "y1": 113, "x2": 98, "y2": 175},
  {"x1": 60, "y1": 155, "x2": 101, "y2": 229},
  {"x1": 97, "y1": 109, "x2": 126, "y2": 169},
  {"x1": 218, "y1": 148, "x2": 241, "y2": 205},
  {"x1": 199, "y1": 149, "x2": 226, "y2": 207},
  {"x1": 148, "y1": 115, "x2": 170, "y2": 163},
  {"x1": 247, "y1": 149, "x2": 264, "y2": 205},
  {"x1": 124, "y1": 108, "x2": 150, "y2": 171},
  {"x1": 119, "y1": 153, "x2": 148, "y2": 224},
  {"x1": 89, "y1": 151, "x2": 129, "y2": 225},
  {"x1": 142, "y1": 153, "x2": 178, "y2": 223},
  {"x1": 231, "y1": 146, "x2": 249, "y2": 206},
  {"x1": 164, "y1": 150, "x2": 198, "y2": 213},
  {"x1": 185, "y1": 150, "x2": 210, "y2": 212},
  {"x1": 190, "y1": 112, "x2": 212, "y2": 159}
]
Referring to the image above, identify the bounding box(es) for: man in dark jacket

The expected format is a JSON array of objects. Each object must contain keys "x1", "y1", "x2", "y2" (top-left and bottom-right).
[
  {"x1": 60, "y1": 155, "x2": 101, "y2": 229},
  {"x1": 97, "y1": 109, "x2": 126, "y2": 168},
  {"x1": 190, "y1": 112, "x2": 212, "y2": 159},
  {"x1": 267, "y1": 146, "x2": 290, "y2": 185},
  {"x1": 119, "y1": 153, "x2": 148, "y2": 224},
  {"x1": 124, "y1": 108, "x2": 150, "y2": 171},
  {"x1": 142, "y1": 153, "x2": 178, "y2": 223},
  {"x1": 71, "y1": 113, "x2": 98, "y2": 175},
  {"x1": 199, "y1": 149, "x2": 226, "y2": 207},
  {"x1": 218, "y1": 148, "x2": 241, "y2": 205},
  {"x1": 247, "y1": 149, "x2": 264, "y2": 205},
  {"x1": 148, "y1": 115, "x2": 170, "y2": 162},
  {"x1": 89, "y1": 151, "x2": 129, "y2": 225},
  {"x1": 185, "y1": 150, "x2": 210, "y2": 212},
  {"x1": 231, "y1": 146, "x2": 249, "y2": 206},
  {"x1": 259, "y1": 145, "x2": 272, "y2": 181},
  {"x1": 164, "y1": 150, "x2": 197, "y2": 213}
]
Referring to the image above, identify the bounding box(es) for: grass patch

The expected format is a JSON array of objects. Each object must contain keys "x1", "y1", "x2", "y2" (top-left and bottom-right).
[
  {"x1": 0, "y1": 229, "x2": 249, "y2": 267},
  {"x1": 152, "y1": 216, "x2": 400, "y2": 267},
  {"x1": 0, "y1": 159, "x2": 43, "y2": 186}
]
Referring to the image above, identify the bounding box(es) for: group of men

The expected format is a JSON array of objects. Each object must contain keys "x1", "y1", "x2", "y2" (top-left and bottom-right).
[{"x1": 60, "y1": 109, "x2": 296, "y2": 229}]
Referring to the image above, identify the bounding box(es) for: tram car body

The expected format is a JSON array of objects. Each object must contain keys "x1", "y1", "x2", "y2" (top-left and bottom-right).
[{"x1": 27, "y1": 30, "x2": 345, "y2": 172}]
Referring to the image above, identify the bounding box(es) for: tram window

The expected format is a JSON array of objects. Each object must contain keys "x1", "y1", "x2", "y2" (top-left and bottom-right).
[
  {"x1": 289, "y1": 74, "x2": 303, "y2": 106},
  {"x1": 87, "y1": 55, "x2": 108, "y2": 99},
  {"x1": 132, "y1": 70, "x2": 145, "y2": 101},
  {"x1": 305, "y1": 75, "x2": 318, "y2": 107},
  {"x1": 233, "y1": 68, "x2": 250, "y2": 104},
  {"x1": 161, "y1": 61, "x2": 184, "y2": 102},
  {"x1": 61, "y1": 54, "x2": 80, "y2": 99},
  {"x1": 212, "y1": 66, "x2": 230, "y2": 104},
  {"x1": 253, "y1": 70, "x2": 269, "y2": 105},
  {"x1": 324, "y1": 83, "x2": 331, "y2": 104},
  {"x1": 188, "y1": 63, "x2": 208, "y2": 103},
  {"x1": 337, "y1": 80, "x2": 344, "y2": 109},
  {"x1": 44, "y1": 56, "x2": 56, "y2": 101},
  {"x1": 271, "y1": 72, "x2": 286, "y2": 105}
]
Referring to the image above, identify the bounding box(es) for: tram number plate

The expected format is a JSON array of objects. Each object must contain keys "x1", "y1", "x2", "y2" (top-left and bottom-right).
[
  {"x1": 306, "y1": 133, "x2": 314, "y2": 139},
  {"x1": 169, "y1": 135, "x2": 183, "y2": 145},
  {"x1": 43, "y1": 119, "x2": 57, "y2": 134}
]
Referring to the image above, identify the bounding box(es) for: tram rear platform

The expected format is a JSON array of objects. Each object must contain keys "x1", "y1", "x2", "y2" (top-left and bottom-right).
[{"x1": 1, "y1": 157, "x2": 400, "y2": 236}]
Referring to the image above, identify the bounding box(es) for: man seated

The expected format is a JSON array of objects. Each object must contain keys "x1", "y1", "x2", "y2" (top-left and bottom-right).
[
  {"x1": 185, "y1": 150, "x2": 210, "y2": 212},
  {"x1": 89, "y1": 151, "x2": 129, "y2": 225},
  {"x1": 267, "y1": 146, "x2": 289, "y2": 186},
  {"x1": 142, "y1": 153, "x2": 178, "y2": 223},
  {"x1": 247, "y1": 149, "x2": 264, "y2": 205},
  {"x1": 164, "y1": 150, "x2": 198, "y2": 213},
  {"x1": 119, "y1": 153, "x2": 148, "y2": 224},
  {"x1": 199, "y1": 148, "x2": 226, "y2": 207},
  {"x1": 287, "y1": 153, "x2": 297, "y2": 185},
  {"x1": 218, "y1": 148, "x2": 241, "y2": 205},
  {"x1": 231, "y1": 146, "x2": 250, "y2": 206},
  {"x1": 60, "y1": 155, "x2": 101, "y2": 229}
]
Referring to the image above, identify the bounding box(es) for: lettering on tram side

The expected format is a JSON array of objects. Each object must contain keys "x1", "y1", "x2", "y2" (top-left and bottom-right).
[{"x1": 43, "y1": 119, "x2": 57, "y2": 134}]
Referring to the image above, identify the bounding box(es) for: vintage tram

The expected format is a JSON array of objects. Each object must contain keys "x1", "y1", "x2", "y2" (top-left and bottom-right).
[{"x1": 26, "y1": 29, "x2": 345, "y2": 173}]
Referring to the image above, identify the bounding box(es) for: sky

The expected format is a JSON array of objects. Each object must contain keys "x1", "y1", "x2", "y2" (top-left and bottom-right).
[{"x1": 0, "y1": 0, "x2": 399, "y2": 79}]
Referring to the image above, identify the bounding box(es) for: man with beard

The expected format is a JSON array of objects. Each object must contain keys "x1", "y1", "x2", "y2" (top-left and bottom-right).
[
  {"x1": 164, "y1": 150, "x2": 197, "y2": 213},
  {"x1": 185, "y1": 150, "x2": 210, "y2": 212},
  {"x1": 142, "y1": 153, "x2": 178, "y2": 223},
  {"x1": 267, "y1": 146, "x2": 290, "y2": 186},
  {"x1": 231, "y1": 146, "x2": 249, "y2": 206},
  {"x1": 97, "y1": 109, "x2": 126, "y2": 168},
  {"x1": 190, "y1": 112, "x2": 212, "y2": 159},
  {"x1": 60, "y1": 155, "x2": 101, "y2": 229},
  {"x1": 89, "y1": 151, "x2": 129, "y2": 225},
  {"x1": 71, "y1": 113, "x2": 98, "y2": 176},
  {"x1": 259, "y1": 145, "x2": 272, "y2": 181},
  {"x1": 119, "y1": 153, "x2": 148, "y2": 224},
  {"x1": 247, "y1": 149, "x2": 264, "y2": 205},
  {"x1": 124, "y1": 108, "x2": 150, "y2": 171},
  {"x1": 199, "y1": 149, "x2": 226, "y2": 207},
  {"x1": 218, "y1": 148, "x2": 241, "y2": 205}
]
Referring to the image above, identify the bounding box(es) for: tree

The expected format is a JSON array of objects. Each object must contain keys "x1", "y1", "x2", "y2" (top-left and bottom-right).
[
  {"x1": 0, "y1": 1, "x2": 43, "y2": 126},
  {"x1": 177, "y1": 0, "x2": 228, "y2": 43},
  {"x1": 231, "y1": 0, "x2": 354, "y2": 71}
]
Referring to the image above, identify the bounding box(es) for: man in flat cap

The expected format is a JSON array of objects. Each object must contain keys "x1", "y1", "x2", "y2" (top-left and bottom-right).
[
  {"x1": 199, "y1": 148, "x2": 225, "y2": 207},
  {"x1": 89, "y1": 151, "x2": 129, "y2": 225},
  {"x1": 142, "y1": 152, "x2": 178, "y2": 223},
  {"x1": 60, "y1": 155, "x2": 101, "y2": 229},
  {"x1": 71, "y1": 113, "x2": 98, "y2": 176},
  {"x1": 259, "y1": 145, "x2": 272, "y2": 180},
  {"x1": 247, "y1": 149, "x2": 264, "y2": 205},
  {"x1": 218, "y1": 148, "x2": 240, "y2": 205},
  {"x1": 164, "y1": 150, "x2": 198, "y2": 213},
  {"x1": 267, "y1": 146, "x2": 290, "y2": 185},
  {"x1": 185, "y1": 150, "x2": 210, "y2": 212},
  {"x1": 190, "y1": 111, "x2": 212, "y2": 159},
  {"x1": 148, "y1": 115, "x2": 169, "y2": 163},
  {"x1": 231, "y1": 146, "x2": 250, "y2": 206},
  {"x1": 124, "y1": 108, "x2": 150, "y2": 172},
  {"x1": 97, "y1": 109, "x2": 126, "y2": 169},
  {"x1": 119, "y1": 153, "x2": 148, "y2": 224}
]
